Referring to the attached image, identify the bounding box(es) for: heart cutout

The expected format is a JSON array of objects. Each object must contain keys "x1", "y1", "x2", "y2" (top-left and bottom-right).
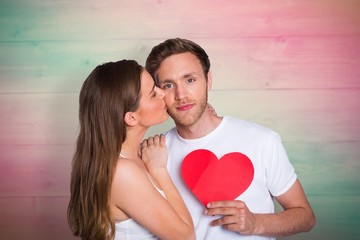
[{"x1": 181, "y1": 149, "x2": 254, "y2": 206}]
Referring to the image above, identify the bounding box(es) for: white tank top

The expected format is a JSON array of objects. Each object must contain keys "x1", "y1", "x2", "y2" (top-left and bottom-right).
[
  {"x1": 115, "y1": 218, "x2": 159, "y2": 240},
  {"x1": 114, "y1": 154, "x2": 165, "y2": 240}
]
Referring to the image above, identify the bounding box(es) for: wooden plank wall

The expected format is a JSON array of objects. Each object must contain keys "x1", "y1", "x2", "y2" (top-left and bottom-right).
[{"x1": 1, "y1": 0, "x2": 359, "y2": 239}]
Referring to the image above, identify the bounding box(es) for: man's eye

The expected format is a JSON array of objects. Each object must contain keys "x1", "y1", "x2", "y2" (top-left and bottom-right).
[
  {"x1": 187, "y1": 78, "x2": 195, "y2": 83},
  {"x1": 162, "y1": 83, "x2": 173, "y2": 89}
]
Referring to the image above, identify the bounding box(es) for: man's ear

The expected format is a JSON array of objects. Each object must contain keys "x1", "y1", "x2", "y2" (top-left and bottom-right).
[
  {"x1": 124, "y1": 112, "x2": 138, "y2": 126},
  {"x1": 207, "y1": 71, "x2": 212, "y2": 91}
]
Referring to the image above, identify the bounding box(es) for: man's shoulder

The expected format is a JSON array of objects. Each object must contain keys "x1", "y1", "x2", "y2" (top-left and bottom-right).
[
  {"x1": 164, "y1": 127, "x2": 177, "y2": 137},
  {"x1": 224, "y1": 116, "x2": 274, "y2": 133},
  {"x1": 164, "y1": 127, "x2": 178, "y2": 144},
  {"x1": 222, "y1": 116, "x2": 282, "y2": 145}
]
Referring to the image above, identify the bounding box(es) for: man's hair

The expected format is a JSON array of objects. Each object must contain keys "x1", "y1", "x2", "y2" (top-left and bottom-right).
[{"x1": 145, "y1": 38, "x2": 211, "y2": 82}]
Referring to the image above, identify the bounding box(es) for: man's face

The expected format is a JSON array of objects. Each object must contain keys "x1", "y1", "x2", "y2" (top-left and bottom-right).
[{"x1": 155, "y1": 52, "x2": 211, "y2": 127}]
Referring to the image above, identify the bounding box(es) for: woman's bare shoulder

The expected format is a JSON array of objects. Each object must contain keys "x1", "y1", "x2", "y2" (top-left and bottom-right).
[{"x1": 114, "y1": 157, "x2": 145, "y2": 180}]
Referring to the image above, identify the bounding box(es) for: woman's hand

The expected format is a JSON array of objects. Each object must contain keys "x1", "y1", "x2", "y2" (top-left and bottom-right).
[
  {"x1": 141, "y1": 134, "x2": 167, "y2": 173},
  {"x1": 207, "y1": 103, "x2": 217, "y2": 116}
]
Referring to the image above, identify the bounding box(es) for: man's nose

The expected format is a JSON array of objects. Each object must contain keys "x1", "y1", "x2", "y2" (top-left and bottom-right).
[{"x1": 174, "y1": 84, "x2": 186, "y2": 100}]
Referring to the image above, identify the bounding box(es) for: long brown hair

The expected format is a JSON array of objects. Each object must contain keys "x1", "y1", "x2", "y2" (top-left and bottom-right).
[{"x1": 68, "y1": 60, "x2": 142, "y2": 240}]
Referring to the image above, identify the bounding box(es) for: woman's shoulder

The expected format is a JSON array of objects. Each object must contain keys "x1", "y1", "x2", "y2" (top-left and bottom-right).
[
  {"x1": 111, "y1": 158, "x2": 152, "y2": 202},
  {"x1": 115, "y1": 157, "x2": 146, "y2": 181}
]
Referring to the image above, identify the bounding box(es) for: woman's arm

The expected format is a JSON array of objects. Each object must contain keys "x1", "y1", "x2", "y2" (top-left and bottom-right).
[
  {"x1": 142, "y1": 134, "x2": 195, "y2": 239},
  {"x1": 111, "y1": 135, "x2": 195, "y2": 240}
]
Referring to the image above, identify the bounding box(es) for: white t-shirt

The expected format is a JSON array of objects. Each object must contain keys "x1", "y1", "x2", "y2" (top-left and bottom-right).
[{"x1": 166, "y1": 116, "x2": 297, "y2": 239}]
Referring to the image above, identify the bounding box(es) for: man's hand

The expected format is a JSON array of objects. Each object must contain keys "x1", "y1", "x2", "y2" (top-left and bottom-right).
[
  {"x1": 204, "y1": 181, "x2": 316, "y2": 237},
  {"x1": 204, "y1": 200, "x2": 259, "y2": 235}
]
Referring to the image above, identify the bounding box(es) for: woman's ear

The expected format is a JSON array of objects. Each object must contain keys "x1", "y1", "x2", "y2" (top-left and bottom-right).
[{"x1": 124, "y1": 112, "x2": 138, "y2": 126}]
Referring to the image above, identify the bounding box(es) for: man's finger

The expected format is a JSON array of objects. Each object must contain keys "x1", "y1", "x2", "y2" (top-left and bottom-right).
[{"x1": 207, "y1": 200, "x2": 245, "y2": 208}]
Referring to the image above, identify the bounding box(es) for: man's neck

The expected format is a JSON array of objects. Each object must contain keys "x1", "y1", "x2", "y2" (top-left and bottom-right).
[{"x1": 176, "y1": 114, "x2": 222, "y2": 140}]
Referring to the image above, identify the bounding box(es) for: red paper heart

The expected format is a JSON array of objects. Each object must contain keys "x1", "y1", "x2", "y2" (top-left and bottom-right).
[{"x1": 181, "y1": 149, "x2": 254, "y2": 206}]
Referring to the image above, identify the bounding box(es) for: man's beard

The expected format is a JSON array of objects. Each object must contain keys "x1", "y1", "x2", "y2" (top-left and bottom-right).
[{"x1": 168, "y1": 93, "x2": 208, "y2": 128}]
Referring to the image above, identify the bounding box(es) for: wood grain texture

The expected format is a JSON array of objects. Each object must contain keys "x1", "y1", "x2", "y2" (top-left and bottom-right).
[
  {"x1": 1, "y1": 89, "x2": 359, "y2": 145},
  {"x1": 209, "y1": 89, "x2": 360, "y2": 142},
  {"x1": 0, "y1": 145, "x2": 73, "y2": 197},
  {"x1": 0, "y1": 197, "x2": 77, "y2": 240},
  {"x1": 1, "y1": 35, "x2": 359, "y2": 93},
  {"x1": 277, "y1": 196, "x2": 360, "y2": 240},
  {"x1": 1, "y1": 0, "x2": 359, "y2": 41}
]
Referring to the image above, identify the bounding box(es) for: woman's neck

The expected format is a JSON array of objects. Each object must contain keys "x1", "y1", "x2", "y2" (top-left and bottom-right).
[{"x1": 120, "y1": 126, "x2": 147, "y2": 160}]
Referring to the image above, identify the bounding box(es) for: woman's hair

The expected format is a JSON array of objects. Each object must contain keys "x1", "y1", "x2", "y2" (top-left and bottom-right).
[
  {"x1": 67, "y1": 60, "x2": 143, "y2": 240},
  {"x1": 145, "y1": 38, "x2": 211, "y2": 83}
]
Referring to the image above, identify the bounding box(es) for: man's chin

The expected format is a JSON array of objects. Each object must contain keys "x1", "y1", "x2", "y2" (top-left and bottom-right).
[
  {"x1": 169, "y1": 107, "x2": 205, "y2": 128},
  {"x1": 172, "y1": 117, "x2": 197, "y2": 128}
]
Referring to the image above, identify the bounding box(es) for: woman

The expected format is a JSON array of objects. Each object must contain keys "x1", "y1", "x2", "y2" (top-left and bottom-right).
[{"x1": 67, "y1": 60, "x2": 195, "y2": 240}]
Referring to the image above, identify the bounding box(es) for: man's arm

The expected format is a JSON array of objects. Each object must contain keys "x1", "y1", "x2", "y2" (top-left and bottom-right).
[{"x1": 204, "y1": 179, "x2": 315, "y2": 237}]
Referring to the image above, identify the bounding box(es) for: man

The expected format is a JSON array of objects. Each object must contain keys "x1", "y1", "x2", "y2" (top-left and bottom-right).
[{"x1": 145, "y1": 38, "x2": 315, "y2": 239}]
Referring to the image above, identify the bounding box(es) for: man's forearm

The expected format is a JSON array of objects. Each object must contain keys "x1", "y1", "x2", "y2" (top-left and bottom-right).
[{"x1": 254, "y1": 207, "x2": 315, "y2": 237}]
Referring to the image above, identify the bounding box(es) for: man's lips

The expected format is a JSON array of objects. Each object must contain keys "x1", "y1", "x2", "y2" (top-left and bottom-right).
[{"x1": 176, "y1": 104, "x2": 193, "y2": 111}]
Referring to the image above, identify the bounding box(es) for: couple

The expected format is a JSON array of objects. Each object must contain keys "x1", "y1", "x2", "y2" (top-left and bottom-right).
[{"x1": 68, "y1": 38, "x2": 315, "y2": 240}]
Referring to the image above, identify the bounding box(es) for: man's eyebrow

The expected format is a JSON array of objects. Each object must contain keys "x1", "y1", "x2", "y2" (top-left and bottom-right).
[
  {"x1": 158, "y1": 79, "x2": 173, "y2": 85},
  {"x1": 183, "y1": 72, "x2": 197, "y2": 78},
  {"x1": 159, "y1": 72, "x2": 197, "y2": 83}
]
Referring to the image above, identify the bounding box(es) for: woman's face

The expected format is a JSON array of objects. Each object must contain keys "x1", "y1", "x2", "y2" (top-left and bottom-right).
[{"x1": 135, "y1": 70, "x2": 168, "y2": 127}]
